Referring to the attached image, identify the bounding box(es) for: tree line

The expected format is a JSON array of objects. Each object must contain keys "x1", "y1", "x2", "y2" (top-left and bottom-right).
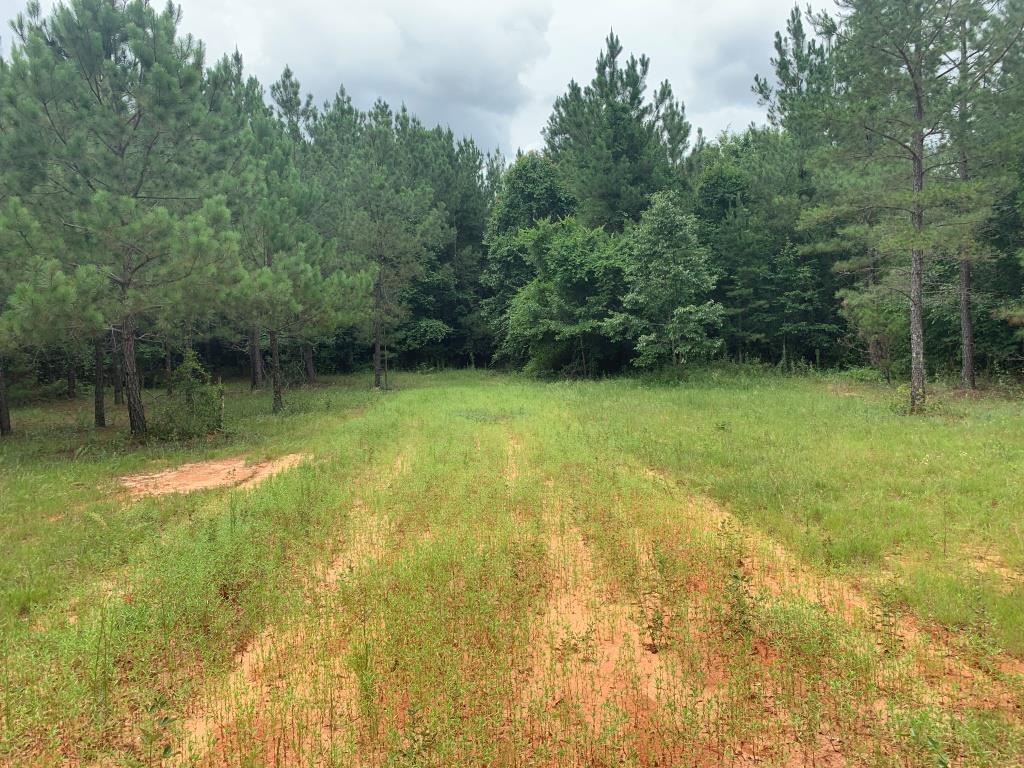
[{"x1": 1, "y1": 0, "x2": 1023, "y2": 437}]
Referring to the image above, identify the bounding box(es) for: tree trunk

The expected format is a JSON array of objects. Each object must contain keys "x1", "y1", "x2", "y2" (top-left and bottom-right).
[
  {"x1": 112, "y1": 333, "x2": 124, "y2": 406},
  {"x1": 957, "y1": 149, "x2": 976, "y2": 390},
  {"x1": 249, "y1": 326, "x2": 264, "y2": 390},
  {"x1": 959, "y1": 258, "x2": 976, "y2": 390},
  {"x1": 956, "y1": 25, "x2": 976, "y2": 391},
  {"x1": 121, "y1": 315, "x2": 147, "y2": 435},
  {"x1": 270, "y1": 330, "x2": 284, "y2": 413},
  {"x1": 909, "y1": 133, "x2": 926, "y2": 413},
  {"x1": 94, "y1": 339, "x2": 106, "y2": 428},
  {"x1": 0, "y1": 357, "x2": 11, "y2": 437},
  {"x1": 164, "y1": 342, "x2": 173, "y2": 396},
  {"x1": 67, "y1": 358, "x2": 77, "y2": 400},
  {"x1": 373, "y1": 282, "x2": 383, "y2": 389},
  {"x1": 302, "y1": 343, "x2": 316, "y2": 384}
]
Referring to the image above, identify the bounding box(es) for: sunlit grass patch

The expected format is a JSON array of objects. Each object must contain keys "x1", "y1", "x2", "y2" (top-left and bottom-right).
[{"x1": 2, "y1": 369, "x2": 1023, "y2": 766}]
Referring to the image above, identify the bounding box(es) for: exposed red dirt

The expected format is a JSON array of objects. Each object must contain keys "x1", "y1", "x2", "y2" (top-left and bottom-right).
[
  {"x1": 120, "y1": 454, "x2": 307, "y2": 497},
  {"x1": 644, "y1": 465, "x2": 1024, "y2": 721},
  {"x1": 164, "y1": 453, "x2": 413, "y2": 767},
  {"x1": 517, "y1": 502, "x2": 694, "y2": 766}
]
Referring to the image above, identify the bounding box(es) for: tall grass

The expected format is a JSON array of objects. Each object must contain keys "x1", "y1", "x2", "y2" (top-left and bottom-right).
[{"x1": 1, "y1": 369, "x2": 1022, "y2": 766}]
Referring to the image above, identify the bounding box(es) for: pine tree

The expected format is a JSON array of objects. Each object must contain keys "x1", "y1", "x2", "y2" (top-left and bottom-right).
[
  {"x1": 612, "y1": 191, "x2": 722, "y2": 368},
  {"x1": 808, "y1": 1, "x2": 962, "y2": 409},
  {"x1": 544, "y1": 32, "x2": 689, "y2": 231},
  {"x1": 341, "y1": 101, "x2": 448, "y2": 389},
  {"x1": 5, "y1": 0, "x2": 235, "y2": 434},
  {"x1": 230, "y1": 79, "x2": 369, "y2": 412},
  {"x1": 943, "y1": 1, "x2": 1024, "y2": 388}
]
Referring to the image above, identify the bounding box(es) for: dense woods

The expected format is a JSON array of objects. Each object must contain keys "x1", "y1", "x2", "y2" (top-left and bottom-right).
[{"x1": 2, "y1": 0, "x2": 1024, "y2": 435}]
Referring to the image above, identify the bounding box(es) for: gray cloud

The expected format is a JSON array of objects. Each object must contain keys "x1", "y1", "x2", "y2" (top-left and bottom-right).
[{"x1": 1, "y1": 0, "x2": 817, "y2": 153}]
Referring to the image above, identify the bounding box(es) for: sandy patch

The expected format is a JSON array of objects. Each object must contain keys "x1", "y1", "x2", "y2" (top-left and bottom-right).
[
  {"x1": 166, "y1": 452, "x2": 413, "y2": 767},
  {"x1": 504, "y1": 433, "x2": 522, "y2": 485},
  {"x1": 120, "y1": 454, "x2": 308, "y2": 497},
  {"x1": 967, "y1": 547, "x2": 1024, "y2": 590},
  {"x1": 643, "y1": 465, "x2": 1024, "y2": 720},
  {"x1": 518, "y1": 500, "x2": 693, "y2": 766}
]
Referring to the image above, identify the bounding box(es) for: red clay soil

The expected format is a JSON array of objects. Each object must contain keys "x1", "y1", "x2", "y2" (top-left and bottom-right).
[{"x1": 119, "y1": 454, "x2": 307, "y2": 497}]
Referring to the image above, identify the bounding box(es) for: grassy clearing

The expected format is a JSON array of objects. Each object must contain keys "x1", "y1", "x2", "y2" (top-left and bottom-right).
[{"x1": 0, "y1": 369, "x2": 1022, "y2": 766}]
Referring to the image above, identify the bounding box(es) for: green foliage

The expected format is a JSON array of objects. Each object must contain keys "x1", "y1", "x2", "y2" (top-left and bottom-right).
[
  {"x1": 693, "y1": 129, "x2": 843, "y2": 365},
  {"x1": 482, "y1": 152, "x2": 578, "y2": 359},
  {"x1": 487, "y1": 152, "x2": 576, "y2": 236},
  {"x1": 502, "y1": 218, "x2": 626, "y2": 374},
  {"x1": 149, "y1": 351, "x2": 224, "y2": 441},
  {"x1": 2, "y1": 1, "x2": 1024, "y2": 424},
  {"x1": 544, "y1": 32, "x2": 690, "y2": 231},
  {"x1": 612, "y1": 191, "x2": 722, "y2": 367}
]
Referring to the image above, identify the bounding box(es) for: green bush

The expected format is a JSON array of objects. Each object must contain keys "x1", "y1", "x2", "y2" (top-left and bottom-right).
[{"x1": 149, "y1": 350, "x2": 224, "y2": 440}]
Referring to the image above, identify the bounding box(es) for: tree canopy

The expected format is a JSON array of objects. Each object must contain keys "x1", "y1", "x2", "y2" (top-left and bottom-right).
[{"x1": 3, "y1": 0, "x2": 1024, "y2": 438}]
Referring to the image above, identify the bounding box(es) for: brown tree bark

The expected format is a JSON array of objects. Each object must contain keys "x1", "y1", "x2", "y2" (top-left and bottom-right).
[
  {"x1": 120, "y1": 316, "x2": 147, "y2": 435},
  {"x1": 0, "y1": 357, "x2": 11, "y2": 437},
  {"x1": 113, "y1": 357, "x2": 124, "y2": 406},
  {"x1": 959, "y1": 257, "x2": 975, "y2": 390},
  {"x1": 908, "y1": 121, "x2": 926, "y2": 412},
  {"x1": 956, "y1": 23, "x2": 977, "y2": 391},
  {"x1": 164, "y1": 342, "x2": 173, "y2": 396},
  {"x1": 249, "y1": 326, "x2": 264, "y2": 390},
  {"x1": 270, "y1": 330, "x2": 284, "y2": 413},
  {"x1": 302, "y1": 343, "x2": 316, "y2": 384},
  {"x1": 110, "y1": 332, "x2": 124, "y2": 406},
  {"x1": 93, "y1": 339, "x2": 106, "y2": 428},
  {"x1": 957, "y1": 145, "x2": 976, "y2": 389},
  {"x1": 373, "y1": 282, "x2": 383, "y2": 390},
  {"x1": 67, "y1": 357, "x2": 77, "y2": 400}
]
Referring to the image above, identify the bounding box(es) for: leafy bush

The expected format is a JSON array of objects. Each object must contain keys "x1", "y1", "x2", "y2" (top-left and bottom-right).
[{"x1": 150, "y1": 350, "x2": 224, "y2": 440}]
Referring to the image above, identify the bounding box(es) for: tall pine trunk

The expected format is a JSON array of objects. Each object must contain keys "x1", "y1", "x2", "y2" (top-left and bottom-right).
[
  {"x1": 957, "y1": 147, "x2": 976, "y2": 390},
  {"x1": 164, "y1": 342, "x2": 173, "y2": 396},
  {"x1": 373, "y1": 282, "x2": 383, "y2": 389},
  {"x1": 956, "y1": 25, "x2": 977, "y2": 391},
  {"x1": 67, "y1": 357, "x2": 77, "y2": 400},
  {"x1": 270, "y1": 330, "x2": 284, "y2": 413},
  {"x1": 249, "y1": 326, "x2": 264, "y2": 390},
  {"x1": 909, "y1": 131, "x2": 926, "y2": 413},
  {"x1": 120, "y1": 315, "x2": 147, "y2": 435},
  {"x1": 93, "y1": 339, "x2": 106, "y2": 428},
  {"x1": 111, "y1": 333, "x2": 124, "y2": 406},
  {"x1": 959, "y1": 258, "x2": 975, "y2": 389},
  {"x1": 0, "y1": 357, "x2": 11, "y2": 437},
  {"x1": 302, "y1": 343, "x2": 316, "y2": 385}
]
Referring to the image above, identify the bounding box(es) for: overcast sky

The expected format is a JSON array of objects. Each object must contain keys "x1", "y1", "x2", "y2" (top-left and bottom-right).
[{"x1": 1, "y1": 0, "x2": 816, "y2": 154}]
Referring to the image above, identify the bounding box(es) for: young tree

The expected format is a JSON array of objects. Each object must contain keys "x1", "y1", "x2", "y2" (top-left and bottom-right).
[
  {"x1": 342, "y1": 102, "x2": 448, "y2": 389},
  {"x1": 482, "y1": 152, "x2": 576, "y2": 361},
  {"x1": 502, "y1": 218, "x2": 627, "y2": 375},
  {"x1": 544, "y1": 32, "x2": 690, "y2": 231},
  {"x1": 611, "y1": 191, "x2": 722, "y2": 368},
  {"x1": 807, "y1": 1, "x2": 960, "y2": 409},
  {"x1": 5, "y1": 0, "x2": 236, "y2": 434}
]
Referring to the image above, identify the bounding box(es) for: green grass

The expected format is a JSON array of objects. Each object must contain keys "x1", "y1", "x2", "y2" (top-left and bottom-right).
[{"x1": 0, "y1": 369, "x2": 1022, "y2": 766}]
